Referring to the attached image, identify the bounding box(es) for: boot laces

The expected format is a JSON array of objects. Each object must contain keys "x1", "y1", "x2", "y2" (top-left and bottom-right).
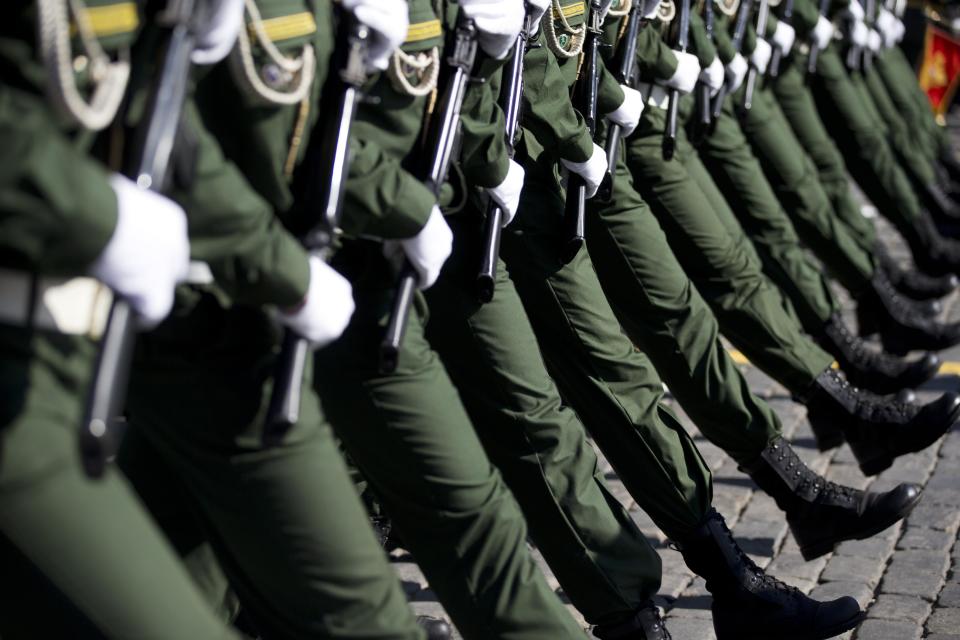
[{"x1": 714, "y1": 515, "x2": 800, "y2": 596}]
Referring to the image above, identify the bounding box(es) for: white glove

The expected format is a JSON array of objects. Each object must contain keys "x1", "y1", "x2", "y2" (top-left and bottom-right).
[
  {"x1": 561, "y1": 143, "x2": 608, "y2": 199},
  {"x1": 846, "y1": 0, "x2": 865, "y2": 21},
  {"x1": 91, "y1": 174, "x2": 190, "y2": 328},
  {"x1": 487, "y1": 159, "x2": 525, "y2": 227},
  {"x1": 528, "y1": 0, "x2": 551, "y2": 24},
  {"x1": 750, "y1": 39, "x2": 773, "y2": 74},
  {"x1": 459, "y1": 0, "x2": 526, "y2": 59},
  {"x1": 850, "y1": 18, "x2": 869, "y2": 47},
  {"x1": 812, "y1": 15, "x2": 835, "y2": 50},
  {"x1": 278, "y1": 256, "x2": 355, "y2": 347},
  {"x1": 342, "y1": 0, "x2": 408, "y2": 71},
  {"x1": 876, "y1": 8, "x2": 898, "y2": 47},
  {"x1": 607, "y1": 85, "x2": 644, "y2": 136},
  {"x1": 382, "y1": 206, "x2": 453, "y2": 289},
  {"x1": 725, "y1": 53, "x2": 749, "y2": 93},
  {"x1": 893, "y1": 17, "x2": 905, "y2": 43},
  {"x1": 772, "y1": 21, "x2": 796, "y2": 54},
  {"x1": 699, "y1": 55, "x2": 725, "y2": 95},
  {"x1": 952, "y1": 17, "x2": 960, "y2": 34},
  {"x1": 867, "y1": 28, "x2": 882, "y2": 52},
  {"x1": 191, "y1": 0, "x2": 244, "y2": 65},
  {"x1": 665, "y1": 51, "x2": 701, "y2": 94}
]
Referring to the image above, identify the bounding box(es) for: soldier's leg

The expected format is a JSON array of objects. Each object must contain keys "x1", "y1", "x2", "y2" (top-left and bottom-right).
[
  {"x1": 423, "y1": 215, "x2": 662, "y2": 627},
  {"x1": 876, "y1": 47, "x2": 950, "y2": 157},
  {"x1": 626, "y1": 107, "x2": 834, "y2": 396},
  {"x1": 0, "y1": 329, "x2": 237, "y2": 640},
  {"x1": 770, "y1": 57, "x2": 879, "y2": 252},
  {"x1": 863, "y1": 64, "x2": 939, "y2": 171},
  {"x1": 127, "y1": 302, "x2": 425, "y2": 640},
  {"x1": 314, "y1": 282, "x2": 585, "y2": 640},
  {"x1": 697, "y1": 94, "x2": 844, "y2": 329},
  {"x1": 736, "y1": 85, "x2": 876, "y2": 297}
]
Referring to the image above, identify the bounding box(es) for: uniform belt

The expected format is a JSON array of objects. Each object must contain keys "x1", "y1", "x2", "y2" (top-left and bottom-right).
[
  {"x1": 0, "y1": 268, "x2": 112, "y2": 338},
  {"x1": 636, "y1": 82, "x2": 671, "y2": 110}
]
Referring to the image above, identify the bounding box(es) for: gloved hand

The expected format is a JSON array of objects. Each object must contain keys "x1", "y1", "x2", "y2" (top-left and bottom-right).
[
  {"x1": 812, "y1": 14, "x2": 835, "y2": 50},
  {"x1": 893, "y1": 16, "x2": 905, "y2": 42},
  {"x1": 561, "y1": 143, "x2": 608, "y2": 199},
  {"x1": 607, "y1": 85, "x2": 644, "y2": 136},
  {"x1": 278, "y1": 256, "x2": 355, "y2": 347},
  {"x1": 192, "y1": 0, "x2": 244, "y2": 65},
  {"x1": 382, "y1": 206, "x2": 453, "y2": 289},
  {"x1": 699, "y1": 55, "x2": 725, "y2": 95},
  {"x1": 750, "y1": 38, "x2": 772, "y2": 73},
  {"x1": 867, "y1": 28, "x2": 882, "y2": 52},
  {"x1": 772, "y1": 21, "x2": 796, "y2": 54},
  {"x1": 849, "y1": 17, "x2": 869, "y2": 47},
  {"x1": 845, "y1": 0, "x2": 865, "y2": 20},
  {"x1": 459, "y1": 0, "x2": 526, "y2": 59},
  {"x1": 725, "y1": 53, "x2": 749, "y2": 93},
  {"x1": 665, "y1": 51, "x2": 701, "y2": 94},
  {"x1": 487, "y1": 159, "x2": 525, "y2": 227},
  {"x1": 528, "y1": 0, "x2": 551, "y2": 24},
  {"x1": 342, "y1": 0, "x2": 408, "y2": 71},
  {"x1": 91, "y1": 174, "x2": 190, "y2": 328},
  {"x1": 876, "y1": 8, "x2": 898, "y2": 47}
]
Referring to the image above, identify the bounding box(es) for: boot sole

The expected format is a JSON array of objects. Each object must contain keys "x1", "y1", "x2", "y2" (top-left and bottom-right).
[
  {"x1": 796, "y1": 490, "x2": 923, "y2": 561},
  {"x1": 717, "y1": 610, "x2": 865, "y2": 639}
]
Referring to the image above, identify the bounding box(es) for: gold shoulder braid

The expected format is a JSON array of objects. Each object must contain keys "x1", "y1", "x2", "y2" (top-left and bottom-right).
[
  {"x1": 544, "y1": 0, "x2": 586, "y2": 59},
  {"x1": 657, "y1": 0, "x2": 676, "y2": 24},
  {"x1": 387, "y1": 47, "x2": 441, "y2": 96},
  {"x1": 37, "y1": 0, "x2": 131, "y2": 130},
  {"x1": 229, "y1": 0, "x2": 316, "y2": 106},
  {"x1": 715, "y1": 0, "x2": 739, "y2": 17}
]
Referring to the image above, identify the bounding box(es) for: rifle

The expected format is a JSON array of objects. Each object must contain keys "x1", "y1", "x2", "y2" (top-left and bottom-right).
[
  {"x1": 740, "y1": 0, "x2": 769, "y2": 111},
  {"x1": 663, "y1": 0, "x2": 691, "y2": 159},
  {"x1": 379, "y1": 16, "x2": 478, "y2": 374},
  {"x1": 862, "y1": 0, "x2": 876, "y2": 71},
  {"x1": 845, "y1": 0, "x2": 864, "y2": 71},
  {"x1": 80, "y1": 0, "x2": 200, "y2": 478},
  {"x1": 560, "y1": 0, "x2": 603, "y2": 265},
  {"x1": 476, "y1": 11, "x2": 533, "y2": 303},
  {"x1": 768, "y1": 0, "x2": 793, "y2": 77},
  {"x1": 711, "y1": 0, "x2": 752, "y2": 119},
  {"x1": 806, "y1": 0, "x2": 830, "y2": 74},
  {"x1": 263, "y1": 13, "x2": 369, "y2": 439},
  {"x1": 597, "y1": 3, "x2": 642, "y2": 200},
  {"x1": 690, "y1": 0, "x2": 715, "y2": 145}
]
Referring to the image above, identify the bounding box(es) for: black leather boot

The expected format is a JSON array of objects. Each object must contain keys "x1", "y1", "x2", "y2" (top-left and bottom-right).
[
  {"x1": 417, "y1": 616, "x2": 453, "y2": 640},
  {"x1": 903, "y1": 208, "x2": 960, "y2": 276},
  {"x1": 876, "y1": 241, "x2": 958, "y2": 302},
  {"x1": 593, "y1": 602, "x2": 671, "y2": 639},
  {"x1": 675, "y1": 509, "x2": 863, "y2": 640},
  {"x1": 817, "y1": 313, "x2": 940, "y2": 394},
  {"x1": 803, "y1": 368, "x2": 960, "y2": 475},
  {"x1": 857, "y1": 270, "x2": 960, "y2": 355},
  {"x1": 744, "y1": 437, "x2": 923, "y2": 560}
]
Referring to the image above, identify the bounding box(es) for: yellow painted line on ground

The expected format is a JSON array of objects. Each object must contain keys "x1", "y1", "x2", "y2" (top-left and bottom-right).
[{"x1": 727, "y1": 349, "x2": 960, "y2": 377}]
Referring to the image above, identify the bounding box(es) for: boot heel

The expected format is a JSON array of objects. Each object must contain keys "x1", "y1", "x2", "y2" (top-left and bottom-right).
[
  {"x1": 808, "y1": 417, "x2": 845, "y2": 451},
  {"x1": 848, "y1": 437, "x2": 893, "y2": 476}
]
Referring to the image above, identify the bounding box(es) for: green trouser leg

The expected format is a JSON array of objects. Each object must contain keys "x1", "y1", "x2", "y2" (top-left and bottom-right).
[
  {"x1": 697, "y1": 91, "x2": 842, "y2": 330},
  {"x1": 810, "y1": 44, "x2": 926, "y2": 236},
  {"x1": 424, "y1": 214, "x2": 661, "y2": 626},
  {"x1": 736, "y1": 84, "x2": 876, "y2": 298},
  {"x1": 587, "y1": 150, "x2": 782, "y2": 466},
  {"x1": 770, "y1": 57, "x2": 879, "y2": 253},
  {"x1": 863, "y1": 63, "x2": 940, "y2": 172},
  {"x1": 500, "y1": 162, "x2": 714, "y2": 541},
  {"x1": 126, "y1": 300, "x2": 424, "y2": 640},
  {"x1": 626, "y1": 106, "x2": 833, "y2": 396},
  {"x1": 313, "y1": 284, "x2": 585, "y2": 640},
  {"x1": 876, "y1": 47, "x2": 949, "y2": 156},
  {"x1": 0, "y1": 327, "x2": 237, "y2": 640}
]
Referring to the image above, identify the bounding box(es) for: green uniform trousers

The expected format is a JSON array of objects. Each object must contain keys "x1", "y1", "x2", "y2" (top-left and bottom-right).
[
  {"x1": 125, "y1": 297, "x2": 424, "y2": 640},
  {"x1": 875, "y1": 47, "x2": 949, "y2": 159},
  {"x1": 697, "y1": 91, "x2": 841, "y2": 331},
  {"x1": 769, "y1": 55, "x2": 880, "y2": 255},
  {"x1": 626, "y1": 103, "x2": 834, "y2": 395},
  {"x1": 809, "y1": 45, "x2": 926, "y2": 237},
  {"x1": 313, "y1": 278, "x2": 585, "y2": 640},
  {"x1": 499, "y1": 162, "x2": 714, "y2": 541},
  {"x1": 0, "y1": 327, "x2": 237, "y2": 640},
  {"x1": 424, "y1": 213, "x2": 661, "y2": 627},
  {"x1": 735, "y1": 83, "x2": 876, "y2": 298}
]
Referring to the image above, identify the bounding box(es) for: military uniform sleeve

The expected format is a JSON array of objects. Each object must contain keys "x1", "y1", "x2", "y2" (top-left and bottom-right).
[
  {"x1": 741, "y1": 21, "x2": 758, "y2": 55},
  {"x1": 788, "y1": 0, "x2": 822, "y2": 37},
  {"x1": 597, "y1": 56, "x2": 627, "y2": 115},
  {"x1": 635, "y1": 23, "x2": 680, "y2": 82},
  {"x1": 713, "y1": 14, "x2": 737, "y2": 63},
  {"x1": 520, "y1": 31, "x2": 595, "y2": 163},
  {"x1": 690, "y1": 12, "x2": 719, "y2": 66},
  {"x1": 458, "y1": 60, "x2": 510, "y2": 189},
  {"x1": 0, "y1": 88, "x2": 117, "y2": 275}
]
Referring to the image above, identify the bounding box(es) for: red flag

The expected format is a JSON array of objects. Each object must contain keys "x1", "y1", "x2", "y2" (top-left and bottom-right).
[{"x1": 919, "y1": 24, "x2": 960, "y2": 119}]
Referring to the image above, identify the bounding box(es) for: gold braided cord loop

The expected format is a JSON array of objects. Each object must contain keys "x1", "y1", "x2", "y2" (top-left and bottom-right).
[
  {"x1": 387, "y1": 47, "x2": 440, "y2": 97},
  {"x1": 544, "y1": 0, "x2": 586, "y2": 58}
]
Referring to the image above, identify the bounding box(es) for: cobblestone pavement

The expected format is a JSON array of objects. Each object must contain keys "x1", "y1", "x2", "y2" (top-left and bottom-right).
[{"x1": 389, "y1": 128, "x2": 960, "y2": 639}]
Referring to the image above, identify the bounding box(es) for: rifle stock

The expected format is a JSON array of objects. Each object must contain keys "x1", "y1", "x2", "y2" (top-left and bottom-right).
[
  {"x1": 806, "y1": 0, "x2": 830, "y2": 76},
  {"x1": 740, "y1": 0, "x2": 769, "y2": 112},
  {"x1": 712, "y1": 0, "x2": 752, "y2": 119},
  {"x1": 664, "y1": 0, "x2": 691, "y2": 159}
]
